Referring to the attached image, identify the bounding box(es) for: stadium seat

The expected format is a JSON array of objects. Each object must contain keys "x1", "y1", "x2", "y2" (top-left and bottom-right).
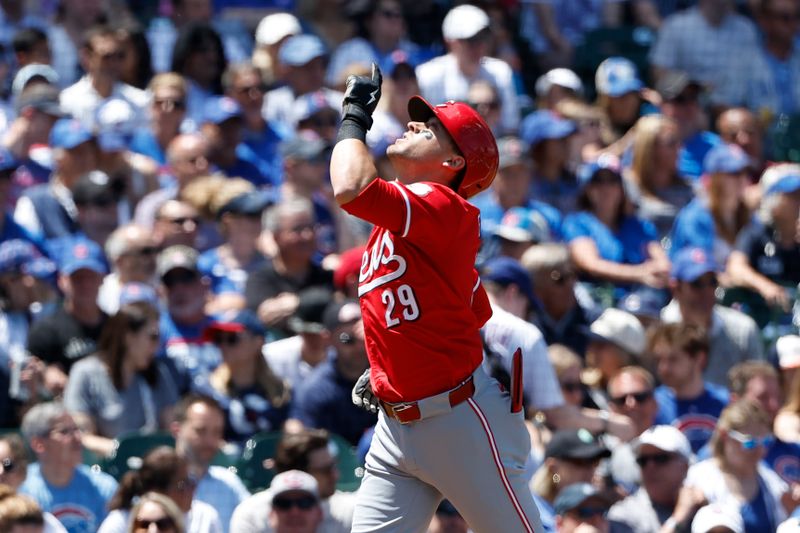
[
  {"x1": 101, "y1": 431, "x2": 176, "y2": 480},
  {"x1": 235, "y1": 430, "x2": 282, "y2": 493},
  {"x1": 329, "y1": 432, "x2": 363, "y2": 492}
]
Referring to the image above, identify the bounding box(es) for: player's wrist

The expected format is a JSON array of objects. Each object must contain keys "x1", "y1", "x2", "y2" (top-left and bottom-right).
[{"x1": 337, "y1": 115, "x2": 368, "y2": 144}]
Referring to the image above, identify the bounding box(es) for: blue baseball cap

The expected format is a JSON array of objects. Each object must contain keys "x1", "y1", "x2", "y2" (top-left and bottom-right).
[
  {"x1": 760, "y1": 164, "x2": 800, "y2": 197},
  {"x1": 49, "y1": 118, "x2": 94, "y2": 150},
  {"x1": 671, "y1": 246, "x2": 718, "y2": 282},
  {"x1": 577, "y1": 154, "x2": 623, "y2": 189},
  {"x1": 481, "y1": 256, "x2": 537, "y2": 305},
  {"x1": 0, "y1": 239, "x2": 55, "y2": 279},
  {"x1": 206, "y1": 309, "x2": 266, "y2": 338},
  {"x1": 595, "y1": 57, "x2": 643, "y2": 97},
  {"x1": 520, "y1": 110, "x2": 576, "y2": 147},
  {"x1": 554, "y1": 483, "x2": 609, "y2": 516},
  {"x1": 58, "y1": 236, "x2": 108, "y2": 276},
  {"x1": 703, "y1": 143, "x2": 750, "y2": 175},
  {"x1": 203, "y1": 96, "x2": 243, "y2": 125},
  {"x1": 217, "y1": 190, "x2": 275, "y2": 219},
  {"x1": 119, "y1": 282, "x2": 159, "y2": 307},
  {"x1": 494, "y1": 207, "x2": 549, "y2": 244},
  {"x1": 279, "y1": 34, "x2": 328, "y2": 67}
]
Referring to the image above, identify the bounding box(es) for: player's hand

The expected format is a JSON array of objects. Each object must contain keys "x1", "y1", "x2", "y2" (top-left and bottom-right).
[
  {"x1": 352, "y1": 368, "x2": 380, "y2": 414},
  {"x1": 341, "y1": 63, "x2": 383, "y2": 131}
]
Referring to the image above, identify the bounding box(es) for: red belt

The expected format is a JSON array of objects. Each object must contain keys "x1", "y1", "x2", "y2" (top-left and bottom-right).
[{"x1": 381, "y1": 377, "x2": 475, "y2": 424}]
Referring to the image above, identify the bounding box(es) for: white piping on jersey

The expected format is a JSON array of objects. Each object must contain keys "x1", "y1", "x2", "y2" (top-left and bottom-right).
[
  {"x1": 470, "y1": 275, "x2": 481, "y2": 304},
  {"x1": 390, "y1": 180, "x2": 411, "y2": 237}
]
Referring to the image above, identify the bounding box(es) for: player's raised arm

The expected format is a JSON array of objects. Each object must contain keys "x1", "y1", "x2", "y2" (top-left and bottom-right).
[{"x1": 330, "y1": 63, "x2": 383, "y2": 206}]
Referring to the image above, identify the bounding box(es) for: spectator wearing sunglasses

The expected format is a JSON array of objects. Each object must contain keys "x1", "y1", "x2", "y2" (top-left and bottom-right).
[
  {"x1": 0, "y1": 433, "x2": 67, "y2": 533},
  {"x1": 609, "y1": 425, "x2": 699, "y2": 533},
  {"x1": 130, "y1": 73, "x2": 188, "y2": 166},
  {"x1": 685, "y1": 399, "x2": 791, "y2": 532},
  {"x1": 157, "y1": 245, "x2": 220, "y2": 393},
  {"x1": 291, "y1": 299, "x2": 376, "y2": 446},
  {"x1": 267, "y1": 470, "x2": 323, "y2": 533},
  {"x1": 554, "y1": 482, "x2": 616, "y2": 533},
  {"x1": 100, "y1": 446, "x2": 221, "y2": 533},
  {"x1": 660, "y1": 247, "x2": 764, "y2": 388},
  {"x1": 200, "y1": 311, "x2": 291, "y2": 447},
  {"x1": 98, "y1": 224, "x2": 159, "y2": 314},
  {"x1": 127, "y1": 492, "x2": 185, "y2": 533},
  {"x1": 64, "y1": 301, "x2": 178, "y2": 457},
  {"x1": 153, "y1": 200, "x2": 201, "y2": 251},
  {"x1": 291, "y1": 91, "x2": 341, "y2": 145},
  {"x1": 648, "y1": 323, "x2": 730, "y2": 453}
]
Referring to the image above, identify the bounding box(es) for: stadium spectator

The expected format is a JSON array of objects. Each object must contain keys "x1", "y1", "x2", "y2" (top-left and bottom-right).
[
  {"x1": 26, "y1": 236, "x2": 108, "y2": 396},
  {"x1": 466, "y1": 79, "x2": 504, "y2": 137},
  {"x1": 521, "y1": 110, "x2": 578, "y2": 214},
  {"x1": 609, "y1": 425, "x2": 699, "y2": 533},
  {"x1": 660, "y1": 246, "x2": 764, "y2": 387},
  {"x1": 746, "y1": 0, "x2": 800, "y2": 119},
  {"x1": 264, "y1": 34, "x2": 342, "y2": 131},
  {"x1": 669, "y1": 144, "x2": 753, "y2": 266},
  {"x1": 685, "y1": 399, "x2": 791, "y2": 532},
  {"x1": 775, "y1": 335, "x2": 800, "y2": 444},
  {"x1": 251, "y1": 12, "x2": 302, "y2": 89},
  {"x1": 11, "y1": 26, "x2": 50, "y2": 68},
  {"x1": 116, "y1": 22, "x2": 153, "y2": 91},
  {"x1": 563, "y1": 156, "x2": 669, "y2": 296},
  {"x1": 716, "y1": 108, "x2": 765, "y2": 178},
  {"x1": 129, "y1": 73, "x2": 188, "y2": 166},
  {"x1": 556, "y1": 98, "x2": 611, "y2": 170},
  {"x1": 648, "y1": 322, "x2": 729, "y2": 452},
  {"x1": 126, "y1": 492, "x2": 185, "y2": 533},
  {"x1": 291, "y1": 299, "x2": 376, "y2": 446},
  {"x1": 607, "y1": 366, "x2": 658, "y2": 438},
  {"x1": 170, "y1": 394, "x2": 250, "y2": 533},
  {"x1": 690, "y1": 503, "x2": 745, "y2": 533},
  {"x1": 60, "y1": 25, "x2": 147, "y2": 129},
  {"x1": 553, "y1": 482, "x2": 614, "y2": 533},
  {"x1": 223, "y1": 62, "x2": 287, "y2": 186},
  {"x1": 266, "y1": 470, "x2": 324, "y2": 533},
  {"x1": 200, "y1": 311, "x2": 291, "y2": 445},
  {"x1": 625, "y1": 114, "x2": 693, "y2": 239},
  {"x1": 47, "y1": 0, "x2": 109, "y2": 88},
  {"x1": 595, "y1": 57, "x2": 645, "y2": 143},
  {"x1": 69, "y1": 170, "x2": 121, "y2": 248},
  {"x1": 534, "y1": 68, "x2": 584, "y2": 111},
  {"x1": 245, "y1": 198, "x2": 333, "y2": 339},
  {"x1": 153, "y1": 200, "x2": 201, "y2": 250},
  {"x1": 98, "y1": 223, "x2": 158, "y2": 314},
  {"x1": 230, "y1": 429, "x2": 357, "y2": 533},
  {"x1": 727, "y1": 163, "x2": 800, "y2": 311},
  {"x1": 416, "y1": 4, "x2": 519, "y2": 134},
  {"x1": 64, "y1": 301, "x2": 178, "y2": 456},
  {"x1": 656, "y1": 71, "x2": 721, "y2": 181},
  {"x1": 522, "y1": 243, "x2": 599, "y2": 356},
  {"x1": 14, "y1": 118, "x2": 96, "y2": 240},
  {"x1": 291, "y1": 90, "x2": 341, "y2": 145},
  {"x1": 199, "y1": 96, "x2": 268, "y2": 187},
  {"x1": 263, "y1": 286, "x2": 334, "y2": 391},
  {"x1": 157, "y1": 245, "x2": 220, "y2": 391},
  {"x1": 99, "y1": 445, "x2": 221, "y2": 533},
  {"x1": 489, "y1": 207, "x2": 552, "y2": 261},
  {"x1": 548, "y1": 344, "x2": 586, "y2": 409},
  {"x1": 20, "y1": 402, "x2": 118, "y2": 533},
  {"x1": 650, "y1": 0, "x2": 759, "y2": 108},
  {"x1": 0, "y1": 485, "x2": 48, "y2": 533}
]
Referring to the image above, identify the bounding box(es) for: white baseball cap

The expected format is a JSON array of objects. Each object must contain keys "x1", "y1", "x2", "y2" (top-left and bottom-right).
[
  {"x1": 691, "y1": 503, "x2": 744, "y2": 533},
  {"x1": 777, "y1": 517, "x2": 800, "y2": 533},
  {"x1": 442, "y1": 4, "x2": 490, "y2": 41},
  {"x1": 589, "y1": 308, "x2": 646, "y2": 356},
  {"x1": 269, "y1": 469, "x2": 319, "y2": 499},
  {"x1": 255, "y1": 12, "x2": 302, "y2": 46},
  {"x1": 633, "y1": 425, "x2": 692, "y2": 461},
  {"x1": 777, "y1": 335, "x2": 800, "y2": 370},
  {"x1": 535, "y1": 68, "x2": 584, "y2": 98}
]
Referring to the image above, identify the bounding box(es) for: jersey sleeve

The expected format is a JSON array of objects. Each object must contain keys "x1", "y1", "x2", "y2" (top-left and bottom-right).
[{"x1": 340, "y1": 178, "x2": 411, "y2": 235}]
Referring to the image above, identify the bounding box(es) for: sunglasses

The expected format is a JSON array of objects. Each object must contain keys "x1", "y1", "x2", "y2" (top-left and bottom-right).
[
  {"x1": 49, "y1": 426, "x2": 82, "y2": 438},
  {"x1": 154, "y1": 98, "x2": 186, "y2": 112},
  {"x1": 670, "y1": 93, "x2": 699, "y2": 106},
  {"x1": 0, "y1": 457, "x2": 15, "y2": 474},
  {"x1": 126, "y1": 246, "x2": 159, "y2": 257},
  {"x1": 609, "y1": 391, "x2": 653, "y2": 407},
  {"x1": 560, "y1": 381, "x2": 583, "y2": 393},
  {"x1": 134, "y1": 517, "x2": 174, "y2": 530},
  {"x1": 234, "y1": 84, "x2": 266, "y2": 95},
  {"x1": 98, "y1": 50, "x2": 125, "y2": 61},
  {"x1": 214, "y1": 331, "x2": 244, "y2": 347},
  {"x1": 688, "y1": 275, "x2": 718, "y2": 290},
  {"x1": 636, "y1": 453, "x2": 673, "y2": 468},
  {"x1": 163, "y1": 216, "x2": 200, "y2": 228},
  {"x1": 162, "y1": 269, "x2": 199, "y2": 289},
  {"x1": 272, "y1": 495, "x2": 317, "y2": 511},
  {"x1": 573, "y1": 506, "x2": 608, "y2": 520},
  {"x1": 727, "y1": 429, "x2": 774, "y2": 450},
  {"x1": 379, "y1": 8, "x2": 403, "y2": 19},
  {"x1": 591, "y1": 174, "x2": 621, "y2": 186}
]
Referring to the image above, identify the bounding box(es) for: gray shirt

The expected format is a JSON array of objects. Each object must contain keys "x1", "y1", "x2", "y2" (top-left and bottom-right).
[{"x1": 64, "y1": 355, "x2": 178, "y2": 438}]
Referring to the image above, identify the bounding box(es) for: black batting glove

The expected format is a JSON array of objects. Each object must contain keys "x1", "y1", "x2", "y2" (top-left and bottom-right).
[{"x1": 341, "y1": 63, "x2": 383, "y2": 131}]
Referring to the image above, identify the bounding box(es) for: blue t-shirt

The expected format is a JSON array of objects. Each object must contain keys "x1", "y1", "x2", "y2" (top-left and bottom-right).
[
  {"x1": 740, "y1": 481, "x2": 778, "y2": 533},
  {"x1": 241, "y1": 122, "x2": 289, "y2": 187},
  {"x1": 197, "y1": 247, "x2": 269, "y2": 296},
  {"x1": 129, "y1": 129, "x2": 167, "y2": 165},
  {"x1": 533, "y1": 493, "x2": 555, "y2": 533},
  {"x1": 470, "y1": 191, "x2": 563, "y2": 241},
  {"x1": 654, "y1": 383, "x2": 729, "y2": 453},
  {"x1": 20, "y1": 463, "x2": 117, "y2": 533},
  {"x1": 159, "y1": 312, "x2": 221, "y2": 391},
  {"x1": 218, "y1": 145, "x2": 271, "y2": 187},
  {"x1": 766, "y1": 439, "x2": 800, "y2": 485},
  {"x1": 678, "y1": 131, "x2": 720, "y2": 181},
  {"x1": 669, "y1": 198, "x2": 715, "y2": 259},
  {"x1": 562, "y1": 211, "x2": 657, "y2": 264}
]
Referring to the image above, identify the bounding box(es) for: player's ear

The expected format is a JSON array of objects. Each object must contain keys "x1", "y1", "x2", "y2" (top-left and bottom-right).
[{"x1": 442, "y1": 155, "x2": 465, "y2": 172}]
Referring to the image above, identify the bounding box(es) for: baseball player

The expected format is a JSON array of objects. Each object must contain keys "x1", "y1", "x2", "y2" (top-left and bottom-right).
[{"x1": 330, "y1": 64, "x2": 543, "y2": 532}]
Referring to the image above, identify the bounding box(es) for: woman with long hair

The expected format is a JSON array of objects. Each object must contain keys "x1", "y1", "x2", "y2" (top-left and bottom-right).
[
  {"x1": 99, "y1": 446, "x2": 220, "y2": 533},
  {"x1": 197, "y1": 311, "x2": 291, "y2": 448},
  {"x1": 670, "y1": 143, "x2": 752, "y2": 268},
  {"x1": 626, "y1": 115, "x2": 693, "y2": 239},
  {"x1": 685, "y1": 399, "x2": 791, "y2": 532},
  {"x1": 64, "y1": 302, "x2": 178, "y2": 456},
  {"x1": 126, "y1": 492, "x2": 185, "y2": 533}
]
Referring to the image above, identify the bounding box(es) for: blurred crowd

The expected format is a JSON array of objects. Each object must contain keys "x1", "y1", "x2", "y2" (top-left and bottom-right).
[{"x1": 0, "y1": 0, "x2": 799, "y2": 532}]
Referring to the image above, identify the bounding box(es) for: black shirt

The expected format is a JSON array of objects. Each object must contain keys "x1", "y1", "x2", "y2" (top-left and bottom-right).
[
  {"x1": 26, "y1": 307, "x2": 107, "y2": 372},
  {"x1": 735, "y1": 220, "x2": 800, "y2": 285}
]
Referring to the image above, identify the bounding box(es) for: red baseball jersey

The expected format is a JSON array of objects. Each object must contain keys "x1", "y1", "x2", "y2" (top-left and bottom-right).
[{"x1": 342, "y1": 178, "x2": 492, "y2": 403}]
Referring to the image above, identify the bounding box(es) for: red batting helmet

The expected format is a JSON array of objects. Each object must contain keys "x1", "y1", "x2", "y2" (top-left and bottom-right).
[{"x1": 408, "y1": 96, "x2": 499, "y2": 199}]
